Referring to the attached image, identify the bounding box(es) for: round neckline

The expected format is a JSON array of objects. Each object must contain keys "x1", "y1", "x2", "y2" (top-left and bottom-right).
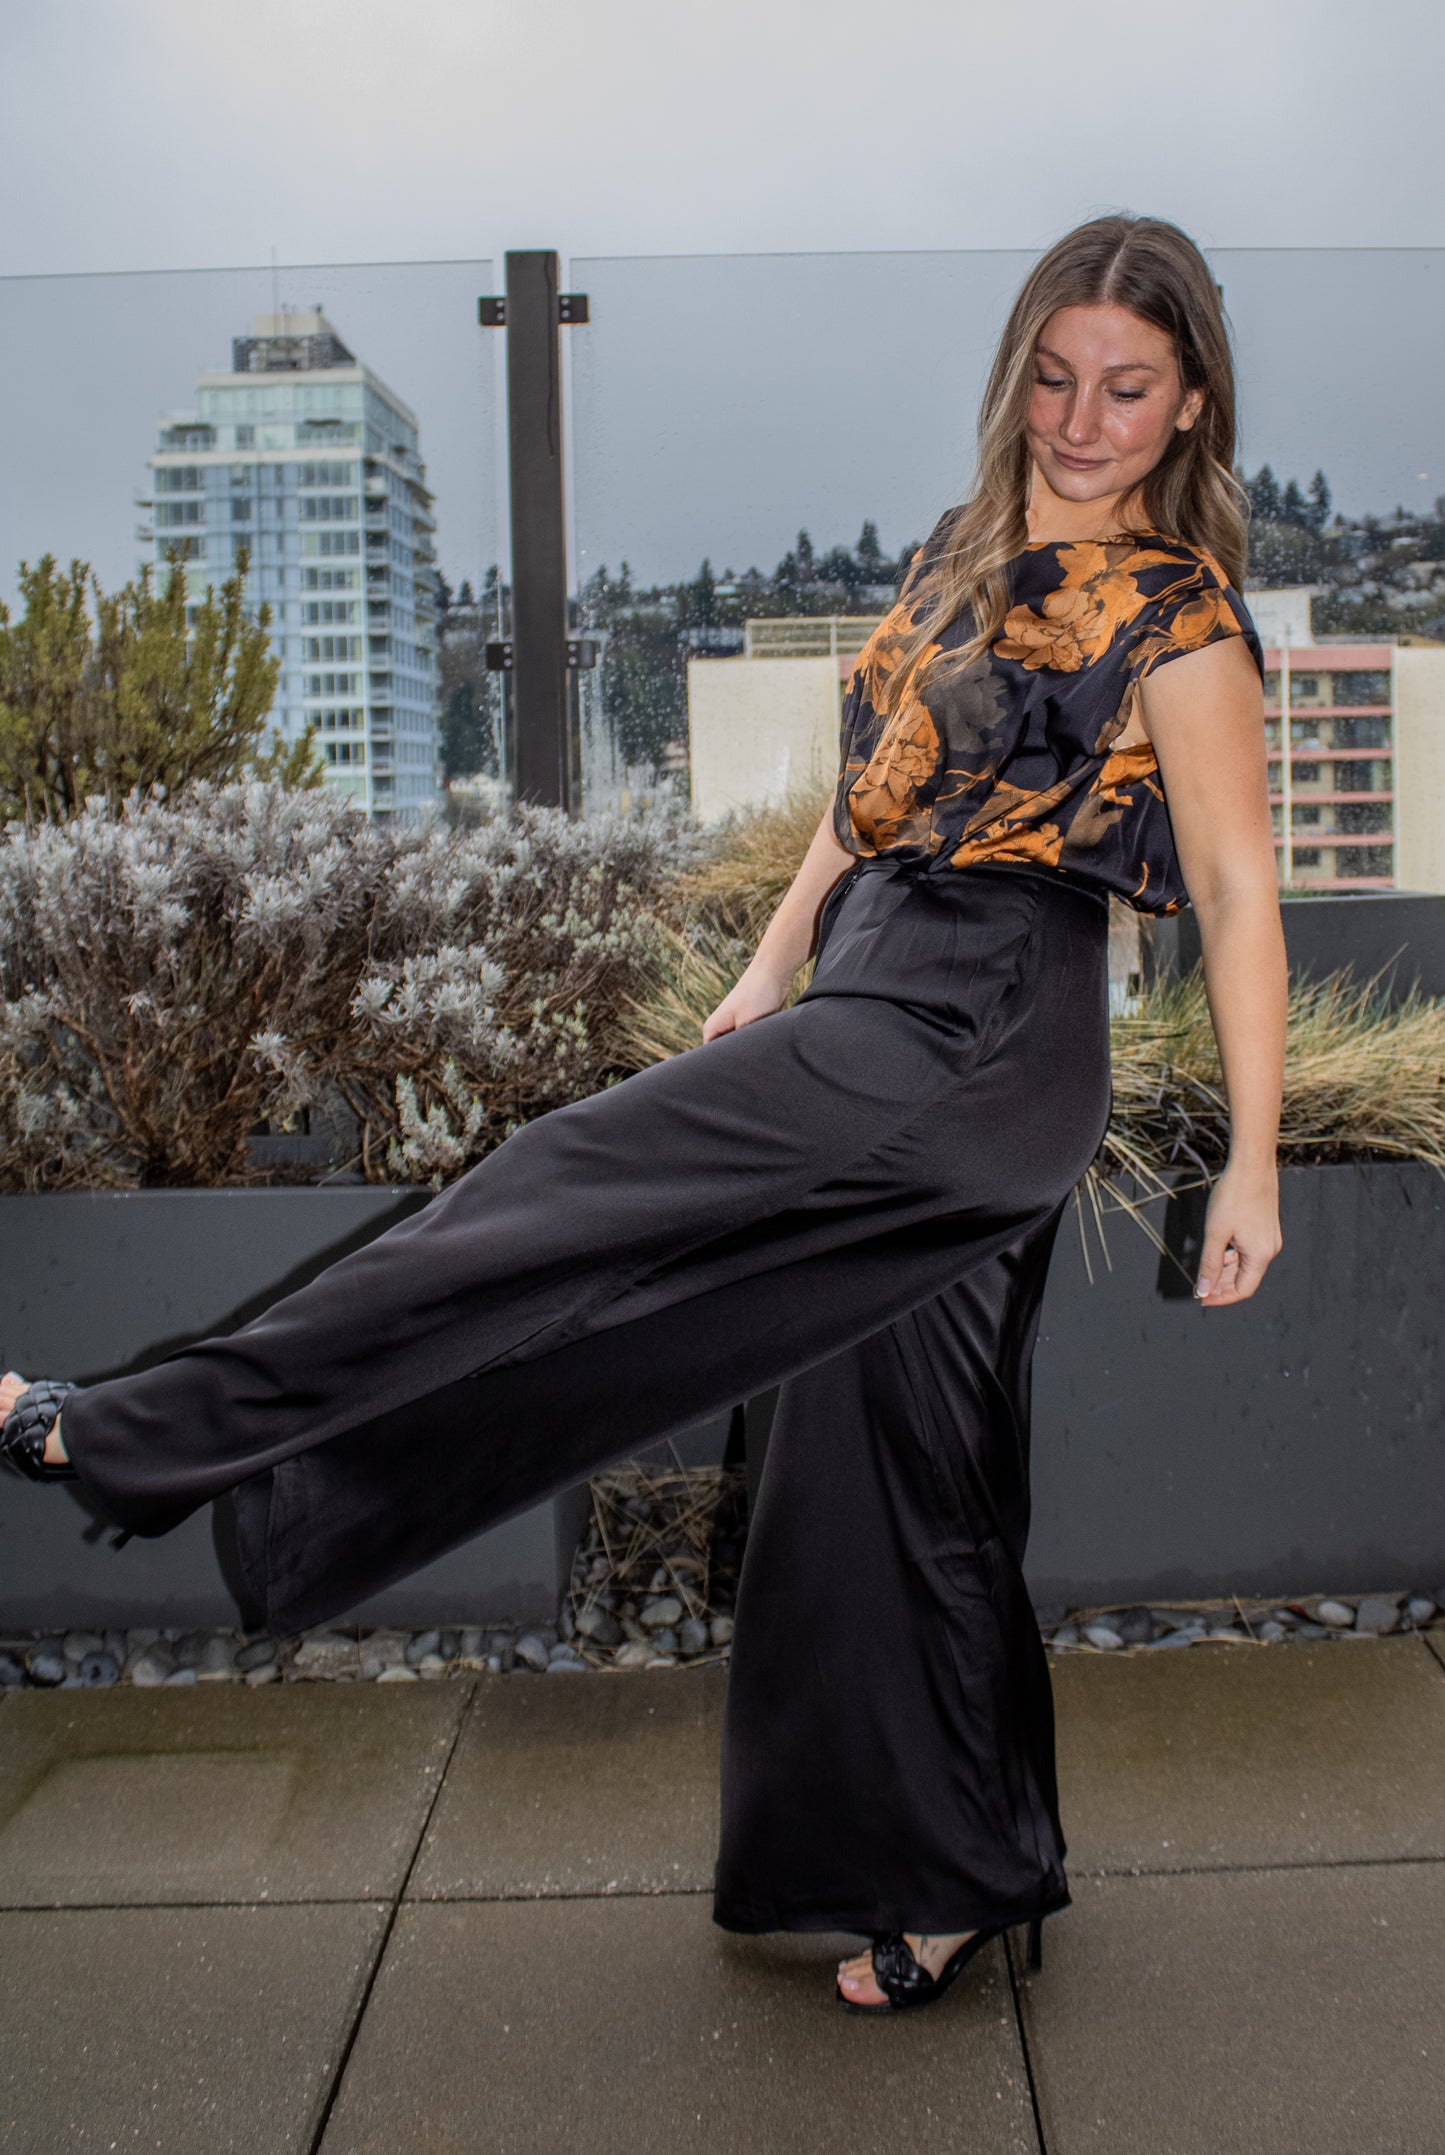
[{"x1": 1021, "y1": 529, "x2": 1168, "y2": 551}]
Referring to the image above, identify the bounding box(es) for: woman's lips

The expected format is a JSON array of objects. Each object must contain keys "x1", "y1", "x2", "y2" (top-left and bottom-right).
[{"x1": 1052, "y1": 449, "x2": 1109, "y2": 471}]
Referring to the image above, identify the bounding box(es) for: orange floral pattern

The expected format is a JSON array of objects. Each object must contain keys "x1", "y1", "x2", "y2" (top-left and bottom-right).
[{"x1": 833, "y1": 528, "x2": 1262, "y2": 916}]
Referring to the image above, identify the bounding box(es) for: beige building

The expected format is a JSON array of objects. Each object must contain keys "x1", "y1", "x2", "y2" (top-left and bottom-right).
[{"x1": 688, "y1": 600, "x2": 1445, "y2": 894}]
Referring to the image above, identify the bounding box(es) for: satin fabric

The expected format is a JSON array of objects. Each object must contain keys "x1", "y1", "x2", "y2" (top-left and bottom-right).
[{"x1": 61, "y1": 858, "x2": 1109, "y2": 1930}]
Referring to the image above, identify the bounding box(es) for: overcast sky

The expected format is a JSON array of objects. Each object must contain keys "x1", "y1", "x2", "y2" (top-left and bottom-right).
[
  {"x1": 3, "y1": 0, "x2": 1443, "y2": 596},
  {"x1": 4, "y1": 0, "x2": 1442, "y2": 268}
]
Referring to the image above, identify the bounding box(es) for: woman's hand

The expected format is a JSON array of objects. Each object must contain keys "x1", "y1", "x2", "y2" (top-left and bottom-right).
[
  {"x1": 702, "y1": 960, "x2": 793, "y2": 1042},
  {"x1": 1194, "y1": 1158, "x2": 1283, "y2": 1307}
]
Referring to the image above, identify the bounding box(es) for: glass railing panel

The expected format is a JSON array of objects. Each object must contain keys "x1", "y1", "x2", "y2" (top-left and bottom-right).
[
  {"x1": 568, "y1": 245, "x2": 1445, "y2": 903},
  {"x1": 0, "y1": 258, "x2": 500, "y2": 824}
]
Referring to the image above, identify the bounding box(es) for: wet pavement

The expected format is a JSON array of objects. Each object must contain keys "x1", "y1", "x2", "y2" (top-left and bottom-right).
[{"x1": 3, "y1": 1638, "x2": 1444, "y2": 2153}]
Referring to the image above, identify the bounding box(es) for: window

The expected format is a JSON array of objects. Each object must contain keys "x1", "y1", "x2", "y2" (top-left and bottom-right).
[
  {"x1": 1333, "y1": 671, "x2": 1389, "y2": 707},
  {"x1": 306, "y1": 671, "x2": 359, "y2": 695},
  {"x1": 1335, "y1": 715, "x2": 1390, "y2": 749},
  {"x1": 324, "y1": 740, "x2": 366, "y2": 766},
  {"x1": 154, "y1": 466, "x2": 202, "y2": 493},
  {"x1": 156, "y1": 500, "x2": 204, "y2": 527},
  {"x1": 235, "y1": 425, "x2": 255, "y2": 447},
  {"x1": 1292, "y1": 848, "x2": 1321, "y2": 867},
  {"x1": 304, "y1": 635, "x2": 363, "y2": 662},
  {"x1": 301, "y1": 531, "x2": 361, "y2": 557},
  {"x1": 1291, "y1": 763, "x2": 1319, "y2": 785},
  {"x1": 159, "y1": 536, "x2": 204, "y2": 560},
  {"x1": 302, "y1": 600, "x2": 359, "y2": 625},
  {"x1": 1332, "y1": 842, "x2": 1393, "y2": 876},
  {"x1": 231, "y1": 497, "x2": 252, "y2": 521},
  {"x1": 1292, "y1": 803, "x2": 1321, "y2": 826},
  {"x1": 302, "y1": 566, "x2": 358, "y2": 590},
  {"x1": 316, "y1": 708, "x2": 364, "y2": 731},
  {"x1": 298, "y1": 462, "x2": 357, "y2": 488},
  {"x1": 1336, "y1": 801, "x2": 1393, "y2": 835},
  {"x1": 1291, "y1": 674, "x2": 1320, "y2": 700}
]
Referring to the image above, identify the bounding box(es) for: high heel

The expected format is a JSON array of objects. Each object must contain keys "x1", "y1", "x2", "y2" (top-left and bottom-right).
[
  {"x1": 0, "y1": 1378, "x2": 79, "y2": 1482},
  {"x1": 836, "y1": 1912, "x2": 1046, "y2": 2014}
]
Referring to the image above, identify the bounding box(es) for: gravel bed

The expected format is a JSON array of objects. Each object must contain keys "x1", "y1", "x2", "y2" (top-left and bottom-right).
[{"x1": 0, "y1": 1591, "x2": 1439, "y2": 1690}]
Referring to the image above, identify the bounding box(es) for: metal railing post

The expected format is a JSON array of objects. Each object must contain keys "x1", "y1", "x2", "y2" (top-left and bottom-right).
[{"x1": 479, "y1": 252, "x2": 591, "y2": 809}]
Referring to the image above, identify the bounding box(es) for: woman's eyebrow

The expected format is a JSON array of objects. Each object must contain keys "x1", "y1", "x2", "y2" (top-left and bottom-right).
[{"x1": 1033, "y1": 345, "x2": 1165, "y2": 374}]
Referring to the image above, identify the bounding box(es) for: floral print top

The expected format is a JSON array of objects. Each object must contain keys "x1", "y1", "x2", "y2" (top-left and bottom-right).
[{"x1": 832, "y1": 527, "x2": 1264, "y2": 915}]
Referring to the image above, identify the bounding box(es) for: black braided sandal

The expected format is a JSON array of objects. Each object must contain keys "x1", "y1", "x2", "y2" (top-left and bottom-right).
[
  {"x1": 0, "y1": 1378, "x2": 80, "y2": 1482},
  {"x1": 836, "y1": 1914, "x2": 1044, "y2": 2014}
]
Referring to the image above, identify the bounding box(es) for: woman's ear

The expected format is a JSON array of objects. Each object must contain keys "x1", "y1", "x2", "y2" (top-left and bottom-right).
[{"x1": 1175, "y1": 385, "x2": 1206, "y2": 434}]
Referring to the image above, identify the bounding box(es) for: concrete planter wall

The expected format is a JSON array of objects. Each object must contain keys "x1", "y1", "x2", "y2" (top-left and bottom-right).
[
  {"x1": 4, "y1": 1161, "x2": 1442, "y2": 1627},
  {"x1": 0, "y1": 1189, "x2": 591, "y2": 1631}
]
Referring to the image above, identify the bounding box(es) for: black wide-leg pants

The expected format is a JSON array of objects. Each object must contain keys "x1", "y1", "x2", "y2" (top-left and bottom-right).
[{"x1": 61, "y1": 855, "x2": 1111, "y2": 1936}]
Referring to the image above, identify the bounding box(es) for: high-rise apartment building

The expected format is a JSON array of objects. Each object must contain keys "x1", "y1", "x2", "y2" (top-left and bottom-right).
[{"x1": 138, "y1": 309, "x2": 440, "y2": 821}]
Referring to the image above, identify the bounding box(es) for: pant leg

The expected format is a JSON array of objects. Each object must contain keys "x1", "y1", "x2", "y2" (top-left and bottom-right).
[
  {"x1": 712, "y1": 1207, "x2": 1070, "y2": 1938},
  {"x1": 61, "y1": 869, "x2": 1088, "y2": 1535}
]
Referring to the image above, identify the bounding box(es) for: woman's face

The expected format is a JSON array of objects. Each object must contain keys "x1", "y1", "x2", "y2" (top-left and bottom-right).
[{"x1": 1024, "y1": 301, "x2": 1205, "y2": 511}]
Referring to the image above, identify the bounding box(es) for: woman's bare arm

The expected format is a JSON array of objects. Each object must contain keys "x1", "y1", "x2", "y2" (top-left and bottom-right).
[
  {"x1": 1140, "y1": 633, "x2": 1287, "y2": 1306},
  {"x1": 702, "y1": 806, "x2": 858, "y2": 1041}
]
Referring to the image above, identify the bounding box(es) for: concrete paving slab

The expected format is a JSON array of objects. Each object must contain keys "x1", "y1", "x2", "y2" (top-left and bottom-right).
[
  {"x1": 0, "y1": 1681, "x2": 468, "y2": 1906},
  {"x1": 1, "y1": 1900, "x2": 387, "y2": 2154},
  {"x1": 409, "y1": 1666, "x2": 726, "y2": 1900},
  {"x1": 1053, "y1": 1637, "x2": 1445, "y2": 1872},
  {"x1": 320, "y1": 1895, "x2": 1039, "y2": 2154},
  {"x1": 1018, "y1": 1863, "x2": 1445, "y2": 2155}
]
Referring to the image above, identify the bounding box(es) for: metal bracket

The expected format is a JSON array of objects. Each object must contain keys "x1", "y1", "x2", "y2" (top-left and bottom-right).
[
  {"x1": 566, "y1": 637, "x2": 599, "y2": 670},
  {"x1": 478, "y1": 294, "x2": 588, "y2": 326},
  {"x1": 485, "y1": 640, "x2": 512, "y2": 671}
]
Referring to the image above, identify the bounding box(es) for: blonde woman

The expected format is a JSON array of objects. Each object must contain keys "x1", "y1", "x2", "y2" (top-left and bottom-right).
[{"x1": 4, "y1": 213, "x2": 1284, "y2": 2015}]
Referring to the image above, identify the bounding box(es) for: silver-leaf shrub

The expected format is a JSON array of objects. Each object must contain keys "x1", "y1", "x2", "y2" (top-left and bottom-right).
[{"x1": 0, "y1": 783, "x2": 699, "y2": 1188}]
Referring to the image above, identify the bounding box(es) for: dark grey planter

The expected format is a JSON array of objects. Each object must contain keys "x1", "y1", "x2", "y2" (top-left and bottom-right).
[
  {"x1": 0, "y1": 1188, "x2": 588, "y2": 1631},
  {"x1": 1145, "y1": 890, "x2": 1445, "y2": 1002},
  {"x1": 747, "y1": 1162, "x2": 1445, "y2": 1606}
]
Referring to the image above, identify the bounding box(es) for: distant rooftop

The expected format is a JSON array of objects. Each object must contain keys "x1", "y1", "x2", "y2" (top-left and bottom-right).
[{"x1": 230, "y1": 308, "x2": 356, "y2": 375}]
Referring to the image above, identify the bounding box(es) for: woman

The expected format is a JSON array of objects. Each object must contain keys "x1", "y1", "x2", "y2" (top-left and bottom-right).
[{"x1": 2, "y1": 213, "x2": 1285, "y2": 2015}]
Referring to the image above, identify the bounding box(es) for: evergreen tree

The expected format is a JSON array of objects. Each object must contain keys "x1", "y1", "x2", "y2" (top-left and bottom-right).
[
  {"x1": 1246, "y1": 465, "x2": 1281, "y2": 522},
  {"x1": 1281, "y1": 478, "x2": 1307, "y2": 527},
  {"x1": 1307, "y1": 471, "x2": 1332, "y2": 533},
  {"x1": 855, "y1": 519, "x2": 885, "y2": 578},
  {"x1": 0, "y1": 550, "x2": 314, "y2": 822}
]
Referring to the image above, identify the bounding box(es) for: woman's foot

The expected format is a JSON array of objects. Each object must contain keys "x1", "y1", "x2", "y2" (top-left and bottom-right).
[
  {"x1": 0, "y1": 1372, "x2": 69, "y2": 1468},
  {"x1": 836, "y1": 1932, "x2": 976, "y2": 2008}
]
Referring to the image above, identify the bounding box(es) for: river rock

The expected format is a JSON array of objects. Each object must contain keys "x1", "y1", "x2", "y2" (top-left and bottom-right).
[
  {"x1": 128, "y1": 1646, "x2": 176, "y2": 1686},
  {"x1": 678, "y1": 1618, "x2": 710, "y2": 1655},
  {"x1": 1082, "y1": 1624, "x2": 1124, "y2": 1651},
  {"x1": 459, "y1": 1627, "x2": 486, "y2": 1659},
  {"x1": 640, "y1": 1596, "x2": 684, "y2": 1630},
  {"x1": 0, "y1": 1652, "x2": 25, "y2": 1688},
  {"x1": 236, "y1": 1636, "x2": 280, "y2": 1672},
  {"x1": 62, "y1": 1630, "x2": 105, "y2": 1662},
  {"x1": 245, "y1": 1661, "x2": 280, "y2": 1687},
  {"x1": 1405, "y1": 1596, "x2": 1437, "y2": 1626},
  {"x1": 613, "y1": 1641, "x2": 653, "y2": 1668},
  {"x1": 1316, "y1": 1600, "x2": 1355, "y2": 1628},
  {"x1": 1049, "y1": 1624, "x2": 1080, "y2": 1648},
  {"x1": 575, "y1": 1607, "x2": 622, "y2": 1647},
  {"x1": 1354, "y1": 1594, "x2": 1402, "y2": 1635},
  {"x1": 196, "y1": 1637, "x2": 238, "y2": 1679},
  {"x1": 404, "y1": 1630, "x2": 441, "y2": 1667},
  {"x1": 77, "y1": 1652, "x2": 120, "y2": 1687},
  {"x1": 164, "y1": 1667, "x2": 197, "y2": 1685},
  {"x1": 293, "y1": 1633, "x2": 360, "y2": 1679},
  {"x1": 375, "y1": 1664, "x2": 418, "y2": 1682},
  {"x1": 514, "y1": 1632, "x2": 551, "y2": 1672},
  {"x1": 25, "y1": 1648, "x2": 67, "y2": 1687},
  {"x1": 709, "y1": 1615, "x2": 735, "y2": 1647}
]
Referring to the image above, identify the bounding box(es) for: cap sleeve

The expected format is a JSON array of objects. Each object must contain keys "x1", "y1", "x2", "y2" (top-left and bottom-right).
[{"x1": 1130, "y1": 549, "x2": 1264, "y2": 684}]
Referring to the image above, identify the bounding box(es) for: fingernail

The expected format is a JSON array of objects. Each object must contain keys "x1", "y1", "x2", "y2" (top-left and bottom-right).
[{"x1": 1194, "y1": 1281, "x2": 1209, "y2": 1299}]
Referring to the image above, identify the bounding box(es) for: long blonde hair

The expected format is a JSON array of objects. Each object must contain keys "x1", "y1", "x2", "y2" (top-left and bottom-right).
[{"x1": 878, "y1": 214, "x2": 1249, "y2": 717}]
